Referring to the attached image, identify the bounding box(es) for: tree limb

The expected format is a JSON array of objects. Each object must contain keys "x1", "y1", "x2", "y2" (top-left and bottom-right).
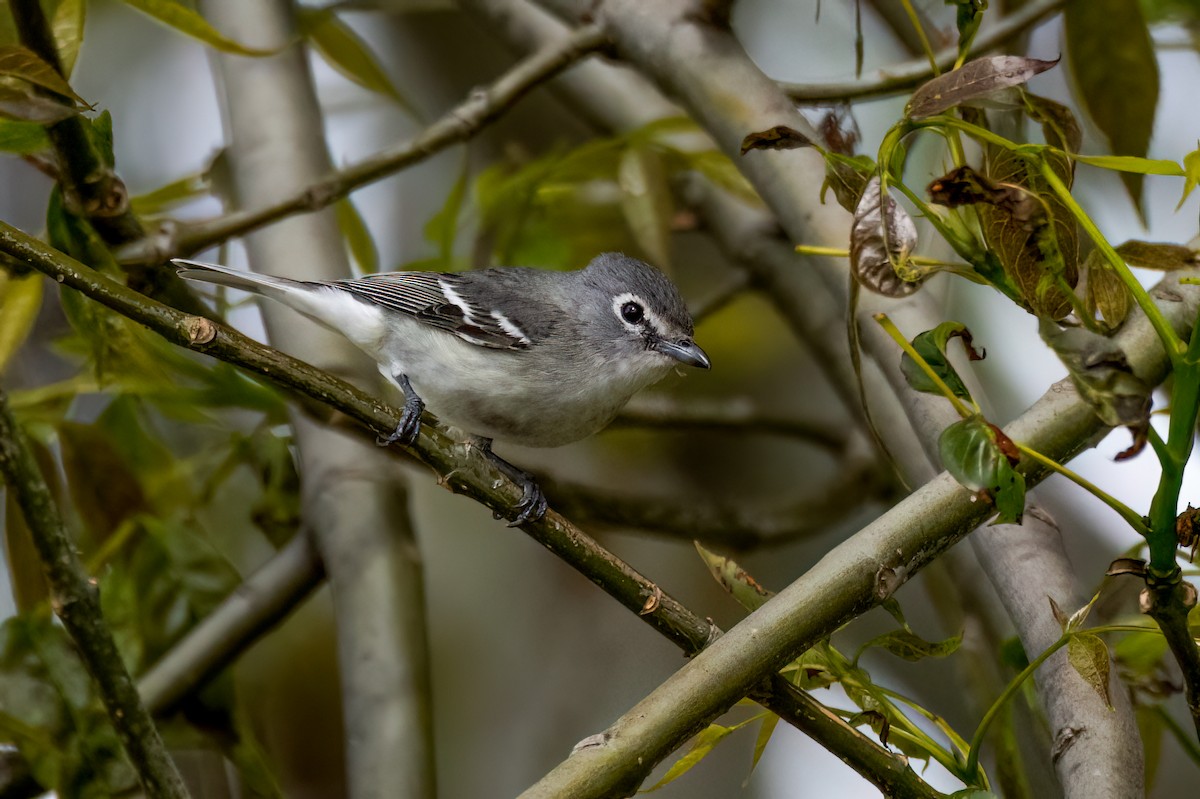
[
  {"x1": 113, "y1": 22, "x2": 608, "y2": 267},
  {"x1": 0, "y1": 389, "x2": 190, "y2": 799}
]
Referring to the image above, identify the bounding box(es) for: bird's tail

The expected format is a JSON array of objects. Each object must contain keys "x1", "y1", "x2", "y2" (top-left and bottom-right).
[{"x1": 173, "y1": 259, "x2": 305, "y2": 304}]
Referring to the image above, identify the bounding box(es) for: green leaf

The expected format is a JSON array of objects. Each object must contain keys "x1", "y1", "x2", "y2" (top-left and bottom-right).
[
  {"x1": 618, "y1": 145, "x2": 673, "y2": 268},
  {"x1": 423, "y1": 158, "x2": 469, "y2": 269},
  {"x1": 0, "y1": 45, "x2": 88, "y2": 106},
  {"x1": 335, "y1": 198, "x2": 378, "y2": 276},
  {"x1": 57, "y1": 421, "x2": 150, "y2": 548},
  {"x1": 644, "y1": 723, "x2": 735, "y2": 790},
  {"x1": 129, "y1": 171, "x2": 210, "y2": 216},
  {"x1": 1178, "y1": 145, "x2": 1200, "y2": 210},
  {"x1": 51, "y1": 0, "x2": 87, "y2": 77},
  {"x1": 684, "y1": 150, "x2": 762, "y2": 206},
  {"x1": 693, "y1": 541, "x2": 774, "y2": 611},
  {"x1": 0, "y1": 271, "x2": 42, "y2": 374},
  {"x1": 1113, "y1": 628, "x2": 1168, "y2": 677},
  {"x1": 0, "y1": 615, "x2": 138, "y2": 796},
  {"x1": 938, "y1": 415, "x2": 1026, "y2": 524},
  {"x1": 750, "y1": 713, "x2": 779, "y2": 773},
  {"x1": 1070, "y1": 154, "x2": 1183, "y2": 176},
  {"x1": 1068, "y1": 632, "x2": 1114, "y2": 710},
  {"x1": 119, "y1": 0, "x2": 276, "y2": 57},
  {"x1": 85, "y1": 110, "x2": 114, "y2": 169},
  {"x1": 297, "y1": 8, "x2": 415, "y2": 115},
  {"x1": 899, "y1": 321, "x2": 983, "y2": 400},
  {"x1": 1064, "y1": 0, "x2": 1160, "y2": 218},
  {"x1": 859, "y1": 628, "x2": 963, "y2": 662},
  {"x1": 0, "y1": 118, "x2": 49, "y2": 153}
]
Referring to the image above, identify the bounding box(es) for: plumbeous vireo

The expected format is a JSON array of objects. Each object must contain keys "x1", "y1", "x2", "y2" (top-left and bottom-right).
[{"x1": 173, "y1": 253, "x2": 710, "y2": 524}]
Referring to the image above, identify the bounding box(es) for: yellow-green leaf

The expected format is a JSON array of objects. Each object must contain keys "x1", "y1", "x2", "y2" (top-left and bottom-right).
[
  {"x1": 297, "y1": 8, "x2": 415, "y2": 115},
  {"x1": 644, "y1": 723, "x2": 733, "y2": 791},
  {"x1": 1071, "y1": 153, "x2": 1183, "y2": 176},
  {"x1": 1067, "y1": 632, "x2": 1114, "y2": 710},
  {"x1": 1114, "y1": 239, "x2": 1198, "y2": 271},
  {"x1": 335, "y1": 198, "x2": 378, "y2": 276},
  {"x1": 119, "y1": 0, "x2": 276, "y2": 57},
  {"x1": 694, "y1": 541, "x2": 773, "y2": 611},
  {"x1": 129, "y1": 171, "x2": 210, "y2": 216},
  {"x1": 750, "y1": 713, "x2": 779, "y2": 773},
  {"x1": 1178, "y1": 145, "x2": 1200, "y2": 210},
  {"x1": 0, "y1": 270, "x2": 42, "y2": 374},
  {"x1": 51, "y1": 0, "x2": 86, "y2": 77},
  {"x1": 0, "y1": 118, "x2": 49, "y2": 153},
  {"x1": 0, "y1": 83, "x2": 76, "y2": 123},
  {"x1": 0, "y1": 45, "x2": 87, "y2": 106},
  {"x1": 618, "y1": 145, "x2": 673, "y2": 269}
]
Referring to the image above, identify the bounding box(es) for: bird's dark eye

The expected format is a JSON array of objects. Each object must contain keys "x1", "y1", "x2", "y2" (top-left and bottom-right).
[{"x1": 620, "y1": 301, "x2": 644, "y2": 324}]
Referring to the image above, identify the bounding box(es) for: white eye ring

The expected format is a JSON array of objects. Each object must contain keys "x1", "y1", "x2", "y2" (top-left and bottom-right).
[{"x1": 612, "y1": 292, "x2": 661, "y2": 333}]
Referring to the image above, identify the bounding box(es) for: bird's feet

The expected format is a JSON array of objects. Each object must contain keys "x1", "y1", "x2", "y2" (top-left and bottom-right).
[
  {"x1": 475, "y1": 437, "x2": 548, "y2": 526},
  {"x1": 377, "y1": 374, "x2": 424, "y2": 447}
]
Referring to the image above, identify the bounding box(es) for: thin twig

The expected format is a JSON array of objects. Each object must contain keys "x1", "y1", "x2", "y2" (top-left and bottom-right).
[
  {"x1": 114, "y1": 23, "x2": 609, "y2": 267},
  {"x1": 779, "y1": 0, "x2": 1067, "y2": 103},
  {"x1": 0, "y1": 389, "x2": 190, "y2": 799}
]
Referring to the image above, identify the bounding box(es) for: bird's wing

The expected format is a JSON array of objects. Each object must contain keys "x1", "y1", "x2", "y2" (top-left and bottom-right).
[{"x1": 320, "y1": 272, "x2": 532, "y2": 350}]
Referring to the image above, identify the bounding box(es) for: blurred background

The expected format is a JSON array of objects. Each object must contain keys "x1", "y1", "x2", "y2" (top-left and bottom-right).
[{"x1": 2, "y1": 0, "x2": 1199, "y2": 797}]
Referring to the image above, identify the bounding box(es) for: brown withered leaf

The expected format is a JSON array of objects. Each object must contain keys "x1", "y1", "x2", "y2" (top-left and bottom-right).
[
  {"x1": 906, "y1": 55, "x2": 1060, "y2": 119},
  {"x1": 1084, "y1": 250, "x2": 1131, "y2": 329},
  {"x1": 1039, "y1": 319, "x2": 1150, "y2": 458},
  {"x1": 928, "y1": 165, "x2": 1042, "y2": 228},
  {"x1": 821, "y1": 152, "x2": 875, "y2": 213},
  {"x1": 1105, "y1": 557, "x2": 1148, "y2": 577},
  {"x1": 740, "y1": 125, "x2": 815, "y2": 155},
  {"x1": 987, "y1": 421, "x2": 1021, "y2": 467},
  {"x1": 850, "y1": 177, "x2": 923, "y2": 297},
  {"x1": 1025, "y1": 93, "x2": 1083, "y2": 155},
  {"x1": 1114, "y1": 239, "x2": 1200, "y2": 271},
  {"x1": 980, "y1": 143, "x2": 1079, "y2": 320}
]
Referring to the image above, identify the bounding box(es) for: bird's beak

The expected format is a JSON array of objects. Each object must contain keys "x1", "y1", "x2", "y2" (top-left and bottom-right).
[{"x1": 653, "y1": 337, "x2": 711, "y2": 369}]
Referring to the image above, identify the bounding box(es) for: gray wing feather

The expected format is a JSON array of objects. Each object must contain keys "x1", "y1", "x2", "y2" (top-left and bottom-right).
[{"x1": 319, "y1": 272, "x2": 531, "y2": 350}]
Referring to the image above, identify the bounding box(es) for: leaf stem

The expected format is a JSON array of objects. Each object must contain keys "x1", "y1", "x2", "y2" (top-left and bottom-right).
[
  {"x1": 873, "y1": 313, "x2": 974, "y2": 419},
  {"x1": 1013, "y1": 443, "x2": 1149, "y2": 536},
  {"x1": 1039, "y1": 164, "x2": 1185, "y2": 365}
]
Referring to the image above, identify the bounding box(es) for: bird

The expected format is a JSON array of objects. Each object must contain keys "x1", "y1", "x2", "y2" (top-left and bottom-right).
[{"x1": 173, "y1": 253, "x2": 710, "y2": 524}]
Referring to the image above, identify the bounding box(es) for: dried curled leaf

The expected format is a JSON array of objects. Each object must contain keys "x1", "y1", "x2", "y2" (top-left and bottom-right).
[
  {"x1": 850, "y1": 177, "x2": 923, "y2": 297},
  {"x1": 739, "y1": 125, "x2": 815, "y2": 155},
  {"x1": 928, "y1": 165, "x2": 1042, "y2": 228},
  {"x1": 906, "y1": 55, "x2": 1059, "y2": 119},
  {"x1": 1084, "y1": 250, "x2": 1131, "y2": 329},
  {"x1": 1039, "y1": 320, "x2": 1150, "y2": 458},
  {"x1": 1068, "y1": 633, "x2": 1115, "y2": 710}
]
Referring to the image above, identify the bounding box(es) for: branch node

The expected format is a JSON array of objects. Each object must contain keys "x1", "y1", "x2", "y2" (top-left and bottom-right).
[{"x1": 183, "y1": 316, "x2": 218, "y2": 346}]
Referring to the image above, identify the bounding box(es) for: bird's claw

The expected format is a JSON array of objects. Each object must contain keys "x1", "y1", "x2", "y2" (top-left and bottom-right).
[
  {"x1": 507, "y1": 480, "x2": 548, "y2": 526},
  {"x1": 377, "y1": 398, "x2": 423, "y2": 447}
]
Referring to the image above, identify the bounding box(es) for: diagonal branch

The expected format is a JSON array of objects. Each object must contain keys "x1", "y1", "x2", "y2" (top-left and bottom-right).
[
  {"x1": 0, "y1": 390, "x2": 190, "y2": 799},
  {"x1": 113, "y1": 22, "x2": 608, "y2": 267},
  {"x1": 0, "y1": 219, "x2": 940, "y2": 799}
]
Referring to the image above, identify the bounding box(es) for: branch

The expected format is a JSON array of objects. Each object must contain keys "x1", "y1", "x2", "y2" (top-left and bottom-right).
[
  {"x1": 546, "y1": 455, "x2": 888, "y2": 548},
  {"x1": 0, "y1": 389, "x2": 190, "y2": 799},
  {"x1": 113, "y1": 22, "x2": 608, "y2": 267},
  {"x1": 780, "y1": 0, "x2": 1067, "y2": 102},
  {"x1": 137, "y1": 531, "x2": 325, "y2": 715},
  {"x1": 611, "y1": 393, "x2": 848, "y2": 452},
  {"x1": 0, "y1": 220, "x2": 939, "y2": 799}
]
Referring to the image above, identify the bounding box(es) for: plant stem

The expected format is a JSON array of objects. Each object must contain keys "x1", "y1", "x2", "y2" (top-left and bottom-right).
[
  {"x1": 1039, "y1": 164, "x2": 1184, "y2": 365},
  {"x1": 1014, "y1": 443, "x2": 1149, "y2": 537}
]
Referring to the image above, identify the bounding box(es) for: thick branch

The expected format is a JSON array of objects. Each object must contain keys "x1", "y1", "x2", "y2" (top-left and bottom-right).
[
  {"x1": 113, "y1": 23, "x2": 607, "y2": 267},
  {"x1": 0, "y1": 390, "x2": 190, "y2": 799}
]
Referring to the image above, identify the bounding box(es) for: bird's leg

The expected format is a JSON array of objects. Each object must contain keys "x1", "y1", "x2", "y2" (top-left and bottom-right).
[
  {"x1": 378, "y1": 374, "x2": 424, "y2": 447},
  {"x1": 473, "y1": 436, "x2": 548, "y2": 526}
]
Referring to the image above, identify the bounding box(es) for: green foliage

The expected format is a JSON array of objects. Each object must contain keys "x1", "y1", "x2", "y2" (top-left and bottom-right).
[
  {"x1": 1065, "y1": 0, "x2": 1160, "y2": 218},
  {"x1": 938, "y1": 416, "x2": 1026, "y2": 524},
  {"x1": 297, "y1": 7, "x2": 417, "y2": 116},
  {"x1": 899, "y1": 321, "x2": 982, "y2": 401},
  {"x1": 118, "y1": 0, "x2": 275, "y2": 57}
]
